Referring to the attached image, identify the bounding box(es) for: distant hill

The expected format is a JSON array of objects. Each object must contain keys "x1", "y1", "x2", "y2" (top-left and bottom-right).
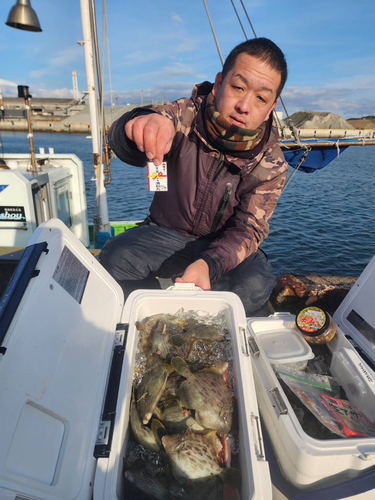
[
  {"x1": 347, "y1": 116, "x2": 375, "y2": 129},
  {"x1": 289, "y1": 111, "x2": 354, "y2": 129}
]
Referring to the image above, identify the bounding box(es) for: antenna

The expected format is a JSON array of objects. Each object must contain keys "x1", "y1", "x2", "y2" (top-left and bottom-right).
[{"x1": 72, "y1": 70, "x2": 80, "y2": 100}]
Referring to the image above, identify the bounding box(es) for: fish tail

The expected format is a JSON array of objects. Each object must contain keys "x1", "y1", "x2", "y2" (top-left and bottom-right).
[{"x1": 171, "y1": 356, "x2": 190, "y2": 377}]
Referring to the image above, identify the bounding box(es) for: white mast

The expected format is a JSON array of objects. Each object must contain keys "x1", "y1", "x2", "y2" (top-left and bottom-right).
[{"x1": 79, "y1": 0, "x2": 110, "y2": 237}]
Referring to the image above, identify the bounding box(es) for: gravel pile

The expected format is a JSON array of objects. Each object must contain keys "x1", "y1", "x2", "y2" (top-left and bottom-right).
[{"x1": 289, "y1": 111, "x2": 354, "y2": 129}]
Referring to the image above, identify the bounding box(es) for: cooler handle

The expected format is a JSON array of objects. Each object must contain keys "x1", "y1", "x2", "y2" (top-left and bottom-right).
[
  {"x1": 167, "y1": 283, "x2": 203, "y2": 291},
  {"x1": 251, "y1": 415, "x2": 265, "y2": 458},
  {"x1": 0, "y1": 241, "x2": 48, "y2": 346}
]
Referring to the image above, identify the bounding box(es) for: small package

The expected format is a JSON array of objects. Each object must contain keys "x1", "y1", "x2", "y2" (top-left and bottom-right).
[
  {"x1": 147, "y1": 161, "x2": 168, "y2": 191},
  {"x1": 320, "y1": 395, "x2": 375, "y2": 438},
  {"x1": 275, "y1": 365, "x2": 375, "y2": 438}
]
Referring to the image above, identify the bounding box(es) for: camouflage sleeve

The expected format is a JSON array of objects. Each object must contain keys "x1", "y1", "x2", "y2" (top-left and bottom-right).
[
  {"x1": 202, "y1": 145, "x2": 288, "y2": 277},
  {"x1": 108, "y1": 99, "x2": 197, "y2": 165},
  {"x1": 153, "y1": 98, "x2": 198, "y2": 135},
  {"x1": 108, "y1": 107, "x2": 156, "y2": 166}
]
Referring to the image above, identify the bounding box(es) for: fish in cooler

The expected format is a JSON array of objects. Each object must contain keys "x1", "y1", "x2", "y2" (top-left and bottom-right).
[
  {"x1": 136, "y1": 355, "x2": 172, "y2": 425},
  {"x1": 125, "y1": 312, "x2": 240, "y2": 499},
  {"x1": 171, "y1": 356, "x2": 233, "y2": 433}
]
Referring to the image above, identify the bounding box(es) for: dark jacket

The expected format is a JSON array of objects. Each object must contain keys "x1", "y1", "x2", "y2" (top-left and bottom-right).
[{"x1": 108, "y1": 82, "x2": 288, "y2": 278}]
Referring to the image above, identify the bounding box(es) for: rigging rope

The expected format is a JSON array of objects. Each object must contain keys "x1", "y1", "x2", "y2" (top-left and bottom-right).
[
  {"x1": 239, "y1": 0, "x2": 257, "y2": 37},
  {"x1": 202, "y1": 0, "x2": 224, "y2": 66},
  {"x1": 230, "y1": 0, "x2": 247, "y2": 40},
  {"x1": 232, "y1": 0, "x2": 310, "y2": 190}
]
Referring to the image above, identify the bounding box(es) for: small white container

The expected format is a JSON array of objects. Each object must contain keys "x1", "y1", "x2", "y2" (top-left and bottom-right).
[{"x1": 249, "y1": 318, "x2": 314, "y2": 370}]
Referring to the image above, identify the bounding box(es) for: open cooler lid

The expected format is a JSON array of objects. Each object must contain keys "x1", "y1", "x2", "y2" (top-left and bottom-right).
[
  {"x1": 0, "y1": 219, "x2": 124, "y2": 500},
  {"x1": 334, "y1": 254, "x2": 375, "y2": 366}
]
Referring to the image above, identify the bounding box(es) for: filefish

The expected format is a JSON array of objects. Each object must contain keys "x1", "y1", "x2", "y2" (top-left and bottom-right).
[
  {"x1": 130, "y1": 398, "x2": 166, "y2": 452},
  {"x1": 167, "y1": 319, "x2": 226, "y2": 357},
  {"x1": 124, "y1": 460, "x2": 170, "y2": 500},
  {"x1": 136, "y1": 355, "x2": 172, "y2": 425},
  {"x1": 171, "y1": 357, "x2": 233, "y2": 433},
  {"x1": 162, "y1": 430, "x2": 223, "y2": 483},
  {"x1": 150, "y1": 318, "x2": 191, "y2": 360},
  {"x1": 162, "y1": 430, "x2": 240, "y2": 488},
  {"x1": 184, "y1": 318, "x2": 226, "y2": 342},
  {"x1": 159, "y1": 403, "x2": 205, "y2": 433}
]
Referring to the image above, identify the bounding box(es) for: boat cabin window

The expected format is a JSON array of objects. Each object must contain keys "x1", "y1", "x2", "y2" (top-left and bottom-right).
[{"x1": 56, "y1": 188, "x2": 72, "y2": 228}]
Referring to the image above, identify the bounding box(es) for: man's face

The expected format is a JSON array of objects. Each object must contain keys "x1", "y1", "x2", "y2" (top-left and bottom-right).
[{"x1": 212, "y1": 53, "x2": 281, "y2": 130}]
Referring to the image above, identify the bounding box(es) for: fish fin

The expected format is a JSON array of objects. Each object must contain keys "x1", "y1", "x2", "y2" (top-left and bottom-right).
[
  {"x1": 169, "y1": 334, "x2": 188, "y2": 347},
  {"x1": 220, "y1": 467, "x2": 242, "y2": 488},
  {"x1": 185, "y1": 417, "x2": 205, "y2": 431},
  {"x1": 166, "y1": 363, "x2": 175, "y2": 376},
  {"x1": 199, "y1": 366, "x2": 223, "y2": 376},
  {"x1": 151, "y1": 419, "x2": 167, "y2": 446},
  {"x1": 152, "y1": 406, "x2": 163, "y2": 419},
  {"x1": 171, "y1": 356, "x2": 191, "y2": 377},
  {"x1": 136, "y1": 391, "x2": 148, "y2": 403},
  {"x1": 185, "y1": 338, "x2": 197, "y2": 359}
]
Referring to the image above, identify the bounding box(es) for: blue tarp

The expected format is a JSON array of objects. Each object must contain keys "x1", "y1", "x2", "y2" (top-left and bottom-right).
[{"x1": 281, "y1": 139, "x2": 356, "y2": 173}]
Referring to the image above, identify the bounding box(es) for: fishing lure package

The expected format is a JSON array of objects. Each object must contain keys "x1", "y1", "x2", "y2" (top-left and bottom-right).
[{"x1": 275, "y1": 365, "x2": 375, "y2": 439}]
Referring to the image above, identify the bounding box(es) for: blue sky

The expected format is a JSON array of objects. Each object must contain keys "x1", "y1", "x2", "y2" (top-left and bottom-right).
[{"x1": 1, "y1": 0, "x2": 374, "y2": 118}]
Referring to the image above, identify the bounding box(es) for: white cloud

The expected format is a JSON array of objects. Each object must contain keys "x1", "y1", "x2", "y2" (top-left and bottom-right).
[
  {"x1": 0, "y1": 79, "x2": 17, "y2": 88},
  {"x1": 172, "y1": 14, "x2": 182, "y2": 23},
  {"x1": 122, "y1": 49, "x2": 165, "y2": 65},
  {"x1": 281, "y1": 74, "x2": 375, "y2": 118},
  {"x1": 30, "y1": 47, "x2": 82, "y2": 79},
  {"x1": 175, "y1": 39, "x2": 197, "y2": 52},
  {"x1": 162, "y1": 62, "x2": 195, "y2": 77},
  {"x1": 0, "y1": 79, "x2": 18, "y2": 96}
]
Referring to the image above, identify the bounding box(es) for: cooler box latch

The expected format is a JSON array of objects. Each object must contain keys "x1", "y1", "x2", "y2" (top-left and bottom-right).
[{"x1": 94, "y1": 323, "x2": 128, "y2": 458}]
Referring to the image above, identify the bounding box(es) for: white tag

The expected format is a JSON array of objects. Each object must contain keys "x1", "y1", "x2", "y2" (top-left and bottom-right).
[{"x1": 147, "y1": 161, "x2": 168, "y2": 191}]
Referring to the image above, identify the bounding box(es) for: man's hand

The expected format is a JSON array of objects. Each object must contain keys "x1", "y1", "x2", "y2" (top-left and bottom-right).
[
  {"x1": 125, "y1": 114, "x2": 175, "y2": 166},
  {"x1": 175, "y1": 259, "x2": 211, "y2": 290}
]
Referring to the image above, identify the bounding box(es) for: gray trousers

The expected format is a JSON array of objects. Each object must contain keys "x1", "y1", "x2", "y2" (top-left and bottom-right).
[{"x1": 99, "y1": 222, "x2": 276, "y2": 315}]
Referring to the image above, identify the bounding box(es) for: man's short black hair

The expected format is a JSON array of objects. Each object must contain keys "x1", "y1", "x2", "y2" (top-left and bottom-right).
[{"x1": 222, "y1": 37, "x2": 287, "y2": 98}]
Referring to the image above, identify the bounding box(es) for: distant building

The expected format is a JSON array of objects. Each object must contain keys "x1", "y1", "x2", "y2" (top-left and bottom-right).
[{"x1": 2, "y1": 97, "x2": 87, "y2": 121}]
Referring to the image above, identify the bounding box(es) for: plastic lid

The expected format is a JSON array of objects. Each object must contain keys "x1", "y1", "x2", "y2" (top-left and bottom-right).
[
  {"x1": 296, "y1": 307, "x2": 328, "y2": 336},
  {"x1": 256, "y1": 327, "x2": 314, "y2": 364}
]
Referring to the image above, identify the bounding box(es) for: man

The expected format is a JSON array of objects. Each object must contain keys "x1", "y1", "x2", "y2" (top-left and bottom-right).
[{"x1": 100, "y1": 37, "x2": 288, "y2": 314}]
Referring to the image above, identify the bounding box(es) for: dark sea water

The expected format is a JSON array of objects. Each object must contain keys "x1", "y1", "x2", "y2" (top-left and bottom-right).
[{"x1": 1, "y1": 131, "x2": 374, "y2": 277}]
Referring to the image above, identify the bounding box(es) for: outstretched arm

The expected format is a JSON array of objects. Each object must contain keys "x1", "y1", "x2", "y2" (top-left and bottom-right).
[{"x1": 125, "y1": 114, "x2": 175, "y2": 166}]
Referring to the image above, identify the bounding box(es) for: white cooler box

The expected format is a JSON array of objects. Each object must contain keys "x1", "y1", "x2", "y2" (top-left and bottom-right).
[
  {"x1": 0, "y1": 219, "x2": 271, "y2": 500},
  {"x1": 247, "y1": 255, "x2": 375, "y2": 496}
]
